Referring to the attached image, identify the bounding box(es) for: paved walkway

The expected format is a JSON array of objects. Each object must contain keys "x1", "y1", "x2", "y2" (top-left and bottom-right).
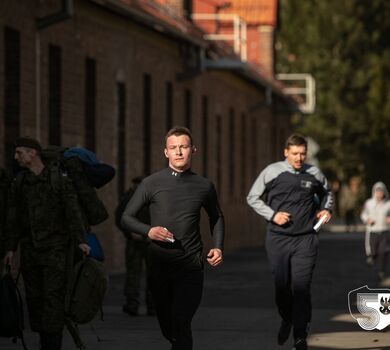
[{"x1": 2, "y1": 230, "x2": 390, "y2": 350}]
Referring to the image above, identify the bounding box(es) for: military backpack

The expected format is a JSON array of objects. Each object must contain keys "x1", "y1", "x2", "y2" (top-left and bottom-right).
[
  {"x1": 43, "y1": 146, "x2": 115, "y2": 226},
  {"x1": 15, "y1": 146, "x2": 114, "y2": 226},
  {"x1": 64, "y1": 257, "x2": 108, "y2": 349},
  {"x1": 43, "y1": 146, "x2": 115, "y2": 189}
]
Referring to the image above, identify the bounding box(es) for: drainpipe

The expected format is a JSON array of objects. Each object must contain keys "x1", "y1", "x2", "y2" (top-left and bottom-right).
[
  {"x1": 35, "y1": 35, "x2": 41, "y2": 140},
  {"x1": 266, "y1": 86, "x2": 272, "y2": 106},
  {"x1": 35, "y1": 0, "x2": 73, "y2": 140}
]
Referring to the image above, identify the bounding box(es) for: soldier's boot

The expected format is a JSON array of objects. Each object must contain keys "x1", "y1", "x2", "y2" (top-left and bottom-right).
[{"x1": 123, "y1": 296, "x2": 139, "y2": 316}]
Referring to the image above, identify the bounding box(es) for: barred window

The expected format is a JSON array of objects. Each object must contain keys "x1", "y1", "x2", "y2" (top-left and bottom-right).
[
  {"x1": 4, "y1": 26, "x2": 20, "y2": 169},
  {"x1": 117, "y1": 82, "x2": 126, "y2": 196},
  {"x1": 85, "y1": 57, "x2": 96, "y2": 151},
  {"x1": 48, "y1": 44, "x2": 62, "y2": 145}
]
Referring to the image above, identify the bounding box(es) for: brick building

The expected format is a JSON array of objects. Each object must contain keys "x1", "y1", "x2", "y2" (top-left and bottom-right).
[{"x1": 0, "y1": 0, "x2": 298, "y2": 272}]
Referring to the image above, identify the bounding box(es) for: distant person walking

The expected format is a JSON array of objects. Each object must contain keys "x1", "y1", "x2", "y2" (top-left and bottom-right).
[
  {"x1": 247, "y1": 134, "x2": 333, "y2": 350},
  {"x1": 360, "y1": 182, "x2": 390, "y2": 280},
  {"x1": 339, "y1": 176, "x2": 361, "y2": 232},
  {"x1": 121, "y1": 126, "x2": 224, "y2": 350}
]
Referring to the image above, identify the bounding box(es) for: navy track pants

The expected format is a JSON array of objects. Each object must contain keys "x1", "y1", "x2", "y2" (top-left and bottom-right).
[{"x1": 266, "y1": 232, "x2": 318, "y2": 339}]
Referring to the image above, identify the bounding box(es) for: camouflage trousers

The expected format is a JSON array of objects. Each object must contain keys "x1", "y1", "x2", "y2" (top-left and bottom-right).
[
  {"x1": 124, "y1": 239, "x2": 154, "y2": 312},
  {"x1": 20, "y1": 243, "x2": 68, "y2": 334}
]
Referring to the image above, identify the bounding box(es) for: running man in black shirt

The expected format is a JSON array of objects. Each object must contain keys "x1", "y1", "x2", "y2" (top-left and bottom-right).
[{"x1": 121, "y1": 126, "x2": 224, "y2": 350}]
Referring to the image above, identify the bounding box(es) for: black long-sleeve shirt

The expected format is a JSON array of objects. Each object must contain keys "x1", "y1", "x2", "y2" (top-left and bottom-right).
[{"x1": 121, "y1": 167, "x2": 224, "y2": 264}]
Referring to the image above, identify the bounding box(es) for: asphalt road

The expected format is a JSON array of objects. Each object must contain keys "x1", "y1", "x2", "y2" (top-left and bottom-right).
[{"x1": 2, "y1": 230, "x2": 390, "y2": 350}]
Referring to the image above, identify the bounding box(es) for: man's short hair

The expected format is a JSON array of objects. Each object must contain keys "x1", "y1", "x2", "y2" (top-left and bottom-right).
[
  {"x1": 14, "y1": 136, "x2": 42, "y2": 155},
  {"x1": 164, "y1": 126, "x2": 193, "y2": 146},
  {"x1": 285, "y1": 134, "x2": 307, "y2": 149}
]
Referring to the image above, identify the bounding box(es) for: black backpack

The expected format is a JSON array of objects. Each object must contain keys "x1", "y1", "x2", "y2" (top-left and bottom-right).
[{"x1": 0, "y1": 267, "x2": 27, "y2": 349}]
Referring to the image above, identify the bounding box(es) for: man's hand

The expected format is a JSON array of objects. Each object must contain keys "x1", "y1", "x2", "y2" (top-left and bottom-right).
[
  {"x1": 207, "y1": 248, "x2": 223, "y2": 267},
  {"x1": 4, "y1": 251, "x2": 14, "y2": 266},
  {"x1": 273, "y1": 212, "x2": 291, "y2": 226},
  {"x1": 316, "y1": 210, "x2": 332, "y2": 224},
  {"x1": 148, "y1": 226, "x2": 174, "y2": 242},
  {"x1": 78, "y1": 243, "x2": 91, "y2": 256}
]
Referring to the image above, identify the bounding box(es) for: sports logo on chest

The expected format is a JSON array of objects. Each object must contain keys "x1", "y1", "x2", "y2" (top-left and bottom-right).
[{"x1": 300, "y1": 180, "x2": 313, "y2": 189}]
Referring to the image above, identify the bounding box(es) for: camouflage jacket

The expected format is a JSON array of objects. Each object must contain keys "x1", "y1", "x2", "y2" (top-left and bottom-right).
[{"x1": 5, "y1": 165, "x2": 86, "y2": 251}]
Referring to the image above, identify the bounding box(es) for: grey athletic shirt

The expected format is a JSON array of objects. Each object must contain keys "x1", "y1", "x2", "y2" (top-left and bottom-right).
[{"x1": 121, "y1": 167, "x2": 224, "y2": 264}]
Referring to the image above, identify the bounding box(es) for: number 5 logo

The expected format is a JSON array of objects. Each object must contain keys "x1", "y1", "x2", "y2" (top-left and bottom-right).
[{"x1": 348, "y1": 285, "x2": 390, "y2": 330}]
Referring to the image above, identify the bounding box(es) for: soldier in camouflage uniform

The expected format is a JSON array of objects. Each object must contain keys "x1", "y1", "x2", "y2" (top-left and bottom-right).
[
  {"x1": 115, "y1": 177, "x2": 154, "y2": 316},
  {"x1": 3, "y1": 137, "x2": 90, "y2": 350}
]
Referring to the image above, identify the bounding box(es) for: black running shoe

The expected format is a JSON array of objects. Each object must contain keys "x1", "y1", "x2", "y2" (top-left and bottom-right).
[{"x1": 277, "y1": 320, "x2": 292, "y2": 345}]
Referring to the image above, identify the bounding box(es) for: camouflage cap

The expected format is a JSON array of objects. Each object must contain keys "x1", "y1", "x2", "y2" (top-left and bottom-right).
[{"x1": 14, "y1": 136, "x2": 42, "y2": 153}]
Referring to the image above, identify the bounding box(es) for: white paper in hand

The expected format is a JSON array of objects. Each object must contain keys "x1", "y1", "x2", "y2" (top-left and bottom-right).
[
  {"x1": 314, "y1": 214, "x2": 327, "y2": 232},
  {"x1": 164, "y1": 227, "x2": 175, "y2": 243}
]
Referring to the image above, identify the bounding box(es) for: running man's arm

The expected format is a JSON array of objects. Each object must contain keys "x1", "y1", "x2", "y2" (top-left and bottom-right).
[
  {"x1": 317, "y1": 173, "x2": 333, "y2": 213},
  {"x1": 308, "y1": 166, "x2": 333, "y2": 223},
  {"x1": 203, "y1": 183, "x2": 224, "y2": 251},
  {"x1": 360, "y1": 200, "x2": 371, "y2": 224},
  {"x1": 121, "y1": 182, "x2": 151, "y2": 237},
  {"x1": 120, "y1": 181, "x2": 175, "y2": 242},
  {"x1": 203, "y1": 183, "x2": 224, "y2": 266},
  {"x1": 247, "y1": 167, "x2": 275, "y2": 221}
]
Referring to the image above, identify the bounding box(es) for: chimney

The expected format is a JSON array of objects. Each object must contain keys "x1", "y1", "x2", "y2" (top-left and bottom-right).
[
  {"x1": 257, "y1": 24, "x2": 274, "y2": 76},
  {"x1": 161, "y1": 0, "x2": 192, "y2": 20}
]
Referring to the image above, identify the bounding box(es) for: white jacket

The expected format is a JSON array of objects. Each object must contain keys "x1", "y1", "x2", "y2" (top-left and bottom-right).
[{"x1": 360, "y1": 182, "x2": 390, "y2": 233}]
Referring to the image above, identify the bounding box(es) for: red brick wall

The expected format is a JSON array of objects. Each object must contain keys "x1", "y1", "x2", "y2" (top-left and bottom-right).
[
  {"x1": 192, "y1": 0, "x2": 277, "y2": 76},
  {"x1": 257, "y1": 25, "x2": 275, "y2": 76},
  {"x1": 0, "y1": 0, "x2": 291, "y2": 272}
]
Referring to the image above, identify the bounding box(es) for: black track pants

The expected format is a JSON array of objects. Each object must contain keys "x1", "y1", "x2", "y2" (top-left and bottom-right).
[
  {"x1": 149, "y1": 260, "x2": 204, "y2": 350},
  {"x1": 366, "y1": 230, "x2": 389, "y2": 273},
  {"x1": 266, "y1": 232, "x2": 318, "y2": 340}
]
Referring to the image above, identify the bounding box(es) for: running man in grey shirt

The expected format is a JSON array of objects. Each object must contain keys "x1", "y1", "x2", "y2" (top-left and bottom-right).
[{"x1": 247, "y1": 134, "x2": 332, "y2": 350}]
